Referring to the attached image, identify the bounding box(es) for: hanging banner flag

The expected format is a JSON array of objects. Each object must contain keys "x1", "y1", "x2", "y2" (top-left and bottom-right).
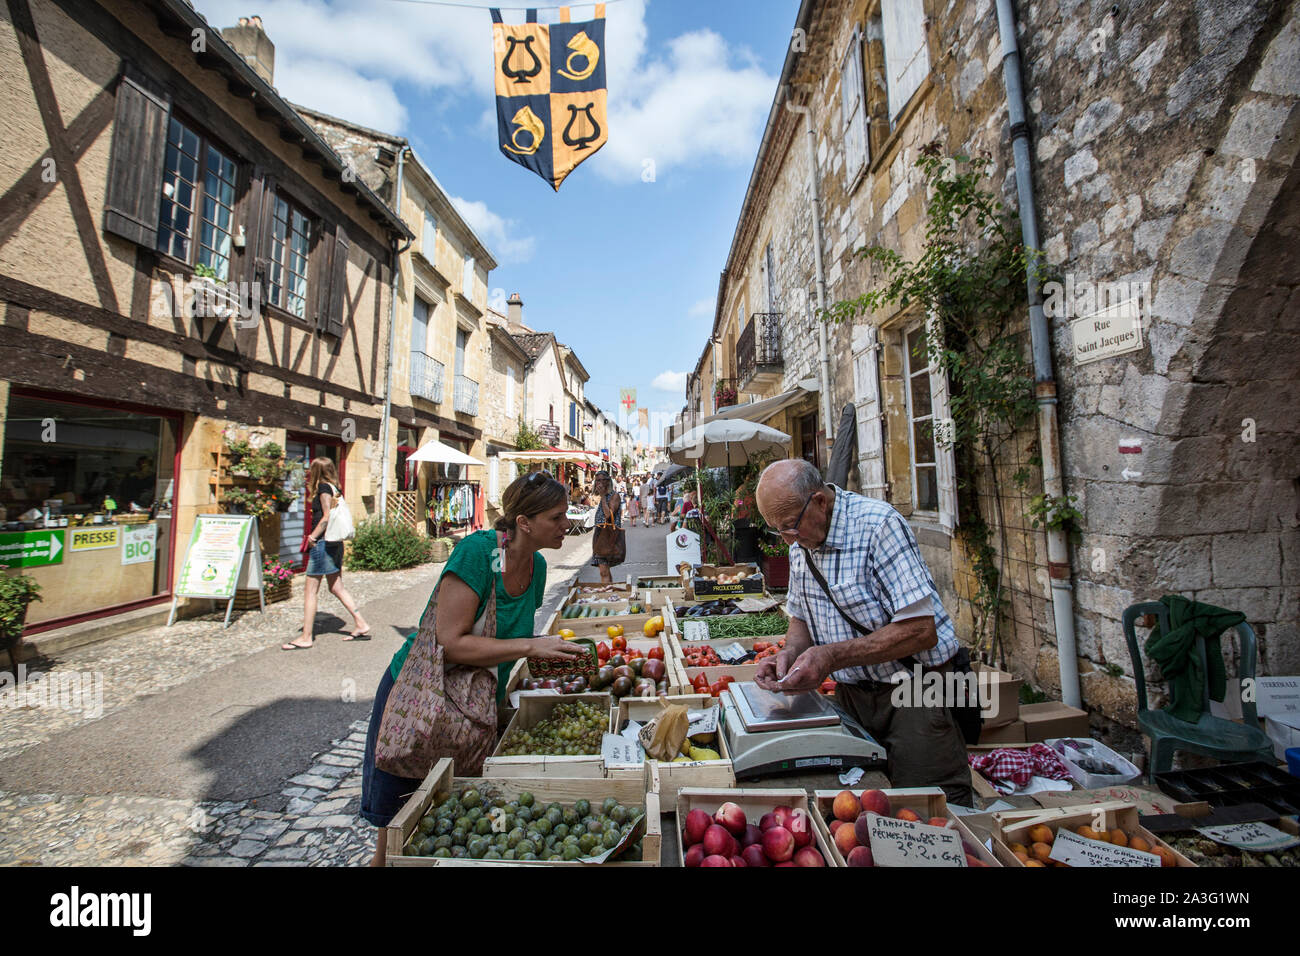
[
  {"x1": 638, "y1": 407, "x2": 649, "y2": 430},
  {"x1": 491, "y1": 5, "x2": 608, "y2": 191},
  {"x1": 620, "y1": 387, "x2": 637, "y2": 414}
]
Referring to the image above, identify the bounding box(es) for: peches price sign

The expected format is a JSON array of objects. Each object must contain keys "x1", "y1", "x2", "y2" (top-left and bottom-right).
[{"x1": 866, "y1": 813, "x2": 966, "y2": 867}]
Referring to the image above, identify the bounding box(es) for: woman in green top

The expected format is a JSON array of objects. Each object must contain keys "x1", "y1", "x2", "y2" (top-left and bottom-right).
[{"x1": 361, "y1": 471, "x2": 585, "y2": 861}]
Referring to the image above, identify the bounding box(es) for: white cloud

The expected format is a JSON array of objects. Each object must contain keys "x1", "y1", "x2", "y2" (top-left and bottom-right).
[
  {"x1": 652, "y1": 370, "x2": 688, "y2": 392},
  {"x1": 688, "y1": 296, "x2": 715, "y2": 318},
  {"x1": 449, "y1": 195, "x2": 536, "y2": 265}
]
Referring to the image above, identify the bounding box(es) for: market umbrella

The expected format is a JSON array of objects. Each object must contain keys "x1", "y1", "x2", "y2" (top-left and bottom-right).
[
  {"x1": 406, "y1": 439, "x2": 485, "y2": 467},
  {"x1": 667, "y1": 419, "x2": 791, "y2": 468},
  {"x1": 654, "y1": 463, "x2": 691, "y2": 486}
]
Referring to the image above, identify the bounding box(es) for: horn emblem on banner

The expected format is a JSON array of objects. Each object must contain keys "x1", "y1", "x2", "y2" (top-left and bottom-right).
[{"x1": 490, "y1": 5, "x2": 608, "y2": 191}]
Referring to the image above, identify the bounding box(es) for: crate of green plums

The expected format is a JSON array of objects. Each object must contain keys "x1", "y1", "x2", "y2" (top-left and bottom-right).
[{"x1": 387, "y1": 758, "x2": 662, "y2": 866}]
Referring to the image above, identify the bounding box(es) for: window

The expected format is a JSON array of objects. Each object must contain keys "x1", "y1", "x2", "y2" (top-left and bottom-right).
[
  {"x1": 880, "y1": 0, "x2": 930, "y2": 125},
  {"x1": 454, "y1": 328, "x2": 467, "y2": 377},
  {"x1": 903, "y1": 322, "x2": 938, "y2": 513},
  {"x1": 840, "y1": 28, "x2": 868, "y2": 186},
  {"x1": 463, "y1": 254, "x2": 475, "y2": 295},
  {"x1": 411, "y1": 296, "x2": 430, "y2": 352},
  {"x1": 267, "y1": 193, "x2": 313, "y2": 318},
  {"x1": 423, "y1": 208, "x2": 438, "y2": 258},
  {"x1": 157, "y1": 117, "x2": 238, "y2": 279},
  {"x1": 569, "y1": 401, "x2": 578, "y2": 437}
]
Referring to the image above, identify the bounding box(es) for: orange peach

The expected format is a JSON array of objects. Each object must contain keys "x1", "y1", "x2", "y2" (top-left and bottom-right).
[
  {"x1": 834, "y1": 821, "x2": 859, "y2": 856},
  {"x1": 1024, "y1": 860, "x2": 1046, "y2": 867},
  {"x1": 896, "y1": 808, "x2": 922, "y2": 822},
  {"x1": 859, "y1": 789, "x2": 892, "y2": 817},
  {"x1": 1075, "y1": 826, "x2": 1108, "y2": 842},
  {"x1": 832, "y1": 790, "x2": 861, "y2": 822},
  {"x1": 928, "y1": 816, "x2": 951, "y2": 829},
  {"x1": 829, "y1": 819, "x2": 845, "y2": 836},
  {"x1": 1154, "y1": 845, "x2": 1177, "y2": 868},
  {"x1": 1008, "y1": 841, "x2": 1029, "y2": 856},
  {"x1": 1030, "y1": 842, "x2": 1053, "y2": 862},
  {"x1": 1108, "y1": 829, "x2": 1128, "y2": 847},
  {"x1": 1013, "y1": 848, "x2": 1031, "y2": 863},
  {"x1": 1129, "y1": 836, "x2": 1151, "y2": 853},
  {"x1": 1028, "y1": 824, "x2": 1054, "y2": 845}
]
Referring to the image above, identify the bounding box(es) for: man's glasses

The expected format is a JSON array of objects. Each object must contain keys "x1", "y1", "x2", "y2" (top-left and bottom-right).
[{"x1": 777, "y1": 491, "x2": 817, "y2": 540}]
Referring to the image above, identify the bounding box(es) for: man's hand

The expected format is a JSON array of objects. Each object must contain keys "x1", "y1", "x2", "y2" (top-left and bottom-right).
[
  {"x1": 754, "y1": 645, "x2": 800, "y2": 691},
  {"x1": 755, "y1": 644, "x2": 835, "y2": 694}
]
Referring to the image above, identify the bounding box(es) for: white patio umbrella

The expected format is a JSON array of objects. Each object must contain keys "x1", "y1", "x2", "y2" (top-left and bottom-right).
[
  {"x1": 667, "y1": 419, "x2": 791, "y2": 468},
  {"x1": 406, "y1": 439, "x2": 485, "y2": 467}
]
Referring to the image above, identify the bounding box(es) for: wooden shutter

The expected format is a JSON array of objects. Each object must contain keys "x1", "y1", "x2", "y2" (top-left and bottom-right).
[
  {"x1": 881, "y1": 0, "x2": 930, "y2": 122},
  {"x1": 925, "y1": 313, "x2": 958, "y2": 531},
  {"x1": 840, "y1": 29, "x2": 868, "y2": 185},
  {"x1": 322, "y1": 222, "x2": 349, "y2": 338},
  {"x1": 103, "y1": 63, "x2": 171, "y2": 247}
]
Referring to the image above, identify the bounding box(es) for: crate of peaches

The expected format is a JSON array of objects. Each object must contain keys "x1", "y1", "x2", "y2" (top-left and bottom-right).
[
  {"x1": 991, "y1": 802, "x2": 1195, "y2": 867},
  {"x1": 676, "y1": 788, "x2": 834, "y2": 866},
  {"x1": 814, "y1": 787, "x2": 1000, "y2": 867}
]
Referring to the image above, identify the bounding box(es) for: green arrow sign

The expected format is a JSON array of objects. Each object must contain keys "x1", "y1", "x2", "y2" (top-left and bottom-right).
[{"x1": 0, "y1": 529, "x2": 65, "y2": 568}]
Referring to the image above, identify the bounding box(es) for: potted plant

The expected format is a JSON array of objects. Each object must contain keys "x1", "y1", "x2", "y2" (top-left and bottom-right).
[
  {"x1": 759, "y1": 535, "x2": 790, "y2": 588},
  {"x1": 261, "y1": 557, "x2": 295, "y2": 603},
  {"x1": 0, "y1": 567, "x2": 42, "y2": 670},
  {"x1": 713, "y1": 382, "x2": 738, "y2": 408}
]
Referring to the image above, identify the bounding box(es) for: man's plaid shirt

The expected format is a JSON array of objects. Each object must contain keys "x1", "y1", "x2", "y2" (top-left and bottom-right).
[{"x1": 787, "y1": 486, "x2": 959, "y2": 685}]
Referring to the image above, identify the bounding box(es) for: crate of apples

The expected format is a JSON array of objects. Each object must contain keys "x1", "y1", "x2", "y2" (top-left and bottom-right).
[
  {"x1": 819, "y1": 788, "x2": 997, "y2": 867},
  {"x1": 679, "y1": 797, "x2": 829, "y2": 867}
]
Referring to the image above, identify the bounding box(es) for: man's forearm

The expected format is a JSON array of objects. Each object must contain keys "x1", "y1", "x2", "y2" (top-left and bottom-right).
[
  {"x1": 784, "y1": 617, "x2": 814, "y2": 656},
  {"x1": 822, "y1": 617, "x2": 938, "y2": 672}
]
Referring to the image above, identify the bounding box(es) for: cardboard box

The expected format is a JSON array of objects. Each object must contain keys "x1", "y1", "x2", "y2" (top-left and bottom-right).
[
  {"x1": 972, "y1": 662, "x2": 1021, "y2": 728},
  {"x1": 1265, "y1": 715, "x2": 1300, "y2": 760},
  {"x1": 978, "y1": 719, "x2": 1027, "y2": 745},
  {"x1": 692, "y1": 564, "x2": 764, "y2": 596},
  {"x1": 1020, "y1": 701, "x2": 1089, "y2": 741}
]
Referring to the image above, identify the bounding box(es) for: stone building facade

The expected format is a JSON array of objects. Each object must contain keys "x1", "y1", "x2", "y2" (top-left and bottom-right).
[
  {"x1": 689, "y1": 0, "x2": 1299, "y2": 737},
  {"x1": 0, "y1": 0, "x2": 408, "y2": 631}
]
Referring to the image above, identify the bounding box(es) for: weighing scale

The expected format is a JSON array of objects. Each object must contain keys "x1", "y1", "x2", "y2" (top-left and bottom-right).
[{"x1": 720, "y1": 681, "x2": 887, "y2": 780}]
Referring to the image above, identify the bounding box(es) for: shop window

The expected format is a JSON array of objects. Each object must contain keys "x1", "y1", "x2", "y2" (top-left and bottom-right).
[
  {"x1": 0, "y1": 394, "x2": 179, "y2": 627},
  {"x1": 903, "y1": 322, "x2": 939, "y2": 514},
  {"x1": 156, "y1": 116, "x2": 238, "y2": 280},
  {"x1": 267, "y1": 193, "x2": 313, "y2": 319}
]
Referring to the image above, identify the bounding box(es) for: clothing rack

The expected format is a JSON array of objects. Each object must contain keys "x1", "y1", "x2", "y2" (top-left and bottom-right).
[{"x1": 428, "y1": 479, "x2": 480, "y2": 537}]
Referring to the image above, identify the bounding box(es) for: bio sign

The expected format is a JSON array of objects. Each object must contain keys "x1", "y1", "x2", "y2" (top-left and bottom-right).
[{"x1": 122, "y1": 524, "x2": 157, "y2": 565}]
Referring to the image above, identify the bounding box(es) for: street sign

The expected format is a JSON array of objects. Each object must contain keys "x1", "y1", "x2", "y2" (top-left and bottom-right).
[
  {"x1": 1070, "y1": 298, "x2": 1145, "y2": 365},
  {"x1": 0, "y1": 529, "x2": 64, "y2": 567}
]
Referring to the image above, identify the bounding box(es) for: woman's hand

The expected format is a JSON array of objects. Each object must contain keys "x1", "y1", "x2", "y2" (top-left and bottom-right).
[{"x1": 528, "y1": 637, "x2": 589, "y2": 661}]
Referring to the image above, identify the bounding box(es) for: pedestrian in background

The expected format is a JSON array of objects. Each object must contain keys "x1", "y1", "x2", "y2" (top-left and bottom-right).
[
  {"x1": 640, "y1": 475, "x2": 655, "y2": 528},
  {"x1": 283, "y1": 458, "x2": 369, "y2": 650},
  {"x1": 627, "y1": 474, "x2": 641, "y2": 523},
  {"x1": 590, "y1": 471, "x2": 625, "y2": 584}
]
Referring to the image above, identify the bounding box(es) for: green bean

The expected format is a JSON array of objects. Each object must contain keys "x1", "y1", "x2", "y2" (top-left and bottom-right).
[{"x1": 704, "y1": 613, "x2": 789, "y2": 640}]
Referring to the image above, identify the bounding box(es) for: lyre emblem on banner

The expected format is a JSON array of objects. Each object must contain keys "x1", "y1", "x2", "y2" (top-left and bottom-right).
[{"x1": 490, "y1": 5, "x2": 608, "y2": 191}]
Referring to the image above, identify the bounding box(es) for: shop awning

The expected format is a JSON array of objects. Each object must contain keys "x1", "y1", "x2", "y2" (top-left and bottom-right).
[
  {"x1": 702, "y1": 383, "x2": 817, "y2": 426},
  {"x1": 406, "y1": 439, "x2": 485, "y2": 467},
  {"x1": 497, "y1": 448, "x2": 606, "y2": 468}
]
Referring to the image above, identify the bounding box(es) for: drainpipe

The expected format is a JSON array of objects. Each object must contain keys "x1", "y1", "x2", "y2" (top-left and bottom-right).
[
  {"x1": 783, "y1": 87, "x2": 834, "y2": 451},
  {"x1": 378, "y1": 145, "x2": 409, "y2": 520},
  {"x1": 995, "y1": 0, "x2": 1080, "y2": 708}
]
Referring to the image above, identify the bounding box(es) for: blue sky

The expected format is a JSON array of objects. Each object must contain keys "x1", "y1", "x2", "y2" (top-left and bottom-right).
[{"x1": 193, "y1": 0, "x2": 800, "y2": 443}]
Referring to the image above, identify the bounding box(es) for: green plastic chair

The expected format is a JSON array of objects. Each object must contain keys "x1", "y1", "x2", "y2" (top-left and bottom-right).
[{"x1": 1123, "y1": 601, "x2": 1276, "y2": 776}]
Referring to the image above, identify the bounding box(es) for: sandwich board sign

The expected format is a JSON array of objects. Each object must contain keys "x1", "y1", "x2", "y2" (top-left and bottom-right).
[{"x1": 168, "y1": 514, "x2": 264, "y2": 627}]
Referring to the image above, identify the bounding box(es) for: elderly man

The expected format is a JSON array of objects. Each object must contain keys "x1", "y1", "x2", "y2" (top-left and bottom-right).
[{"x1": 754, "y1": 459, "x2": 973, "y2": 805}]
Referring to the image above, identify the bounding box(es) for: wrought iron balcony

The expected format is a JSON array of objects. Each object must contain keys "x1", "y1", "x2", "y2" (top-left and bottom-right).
[
  {"x1": 454, "y1": 374, "x2": 479, "y2": 416},
  {"x1": 409, "y1": 350, "x2": 444, "y2": 404},
  {"x1": 737, "y1": 312, "x2": 784, "y2": 390}
]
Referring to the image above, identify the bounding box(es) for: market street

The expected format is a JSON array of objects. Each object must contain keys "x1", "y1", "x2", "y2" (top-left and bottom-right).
[{"x1": 0, "y1": 522, "x2": 646, "y2": 866}]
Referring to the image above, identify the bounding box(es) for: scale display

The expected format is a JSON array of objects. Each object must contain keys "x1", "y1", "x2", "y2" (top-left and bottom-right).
[{"x1": 734, "y1": 682, "x2": 841, "y2": 731}]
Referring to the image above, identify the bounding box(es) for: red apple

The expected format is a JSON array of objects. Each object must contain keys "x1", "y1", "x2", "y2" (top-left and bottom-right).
[
  {"x1": 730, "y1": 854, "x2": 747, "y2": 867},
  {"x1": 762, "y1": 825, "x2": 795, "y2": 863},
  {"x1": 793, "y1": 846, "x2": 826, "y2": 866},
  {"x1": 741, "y1": 824, "x2": 763, "y2": 848},
  {"x1": 774, "y1": 861, "x2": 796, "y2": 867},
  {"x1": 715, "y1": 801, "x2": 748, "y2": 837},
  {"x1": 772, "y1": 805, "x2": 795, "y2": 830},
  {"x1": 788, "y1": 809, "x2": 813, "y2": 849},
  {"x1": 758, "y1": 811, "x2": 780, "y2": 831},
  {"x1": 703, "y1": 824, "x2": 736, "y2": 859},
  {"x1": 741, "y1": 844, "x2": 770, "y2": 867},
  {"x1": 684, "y1": 808, "x2": 711, "y2": 847},
  {"x1": 700, "y1": 854, "x2": 731, "y2": 867},
  {"x1": 846, "y1": 845, "x2": 875, "y2": 867},
  {"x1": 684, "y1": 843, "x2": 706, "y2": 867}
]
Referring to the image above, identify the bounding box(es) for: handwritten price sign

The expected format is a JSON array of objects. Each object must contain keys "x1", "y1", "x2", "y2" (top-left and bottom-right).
[
  {"x1": 1049, "y1": 828, "x2": 1161, "y2": 867},
  {"x1": 1196, "y1": 821, "x2": 1300, "y2": 852},
  {"x1": 866, "y1": 813, "x2": 965, "y2": 867}
]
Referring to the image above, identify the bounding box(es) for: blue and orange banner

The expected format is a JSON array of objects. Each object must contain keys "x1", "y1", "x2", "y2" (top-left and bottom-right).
[{"x1": 491, "y1": 6, "x2": 608, "y2": 190}]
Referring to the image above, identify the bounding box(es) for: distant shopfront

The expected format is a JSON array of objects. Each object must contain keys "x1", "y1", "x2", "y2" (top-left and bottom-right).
[{"x1": 0, "y1": 390, "x2": 181, "y2": 630}]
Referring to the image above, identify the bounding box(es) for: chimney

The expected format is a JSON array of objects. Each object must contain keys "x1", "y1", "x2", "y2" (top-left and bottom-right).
[
  {"x1": 507, "y1": 292, "x2": 524, "y2": 330},
  {"x1": 222, "y1": 16, "x2": 275, "y2": 86}
]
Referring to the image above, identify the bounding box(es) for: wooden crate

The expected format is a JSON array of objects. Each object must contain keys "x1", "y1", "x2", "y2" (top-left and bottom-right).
[
  {"x1": 545, "y1": 606, "x2": 659, "y2": 638},
  {"x1": 810, "y1": 787, "x2": 1000, "y2": 867},
  {"x1": 662, "y1": 597, "x2": 783, "y2": 638},
  {"x1": 991, "y1": 801, "x2": 1196, "y2": 867},
  {"x1": 484, "y1": 693, "x2": 612, "y2": 779},
  {"x1": 613, "y1": 695, "x2": 736, "y2": 804},
  {"x1": 500, "y1": 634, "x2": 674, "y2": 706},
  {"x1": 386, "y1": 758, "x2": 662, "y2": 867},
  {"x1": 674, "y1": 787, "x2": 837, "y2": 867}
]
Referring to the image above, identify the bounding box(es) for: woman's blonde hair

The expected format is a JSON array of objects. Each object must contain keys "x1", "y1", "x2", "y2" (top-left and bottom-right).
[{"x1": 307, "y1": 457, "x2": 340, "y2": 498}]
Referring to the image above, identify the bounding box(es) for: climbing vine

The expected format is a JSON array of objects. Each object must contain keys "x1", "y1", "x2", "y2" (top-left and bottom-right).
[{"x1": 823, "y1": 145, "x2": 1047, "y2": 656}]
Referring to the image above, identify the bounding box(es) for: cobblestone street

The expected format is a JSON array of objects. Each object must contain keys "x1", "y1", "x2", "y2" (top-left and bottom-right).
[{"x1": 0, "y1": 521, "x2": 670, "y2": 866}]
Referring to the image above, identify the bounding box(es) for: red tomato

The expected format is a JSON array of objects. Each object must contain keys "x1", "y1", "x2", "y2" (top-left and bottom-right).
[
  {"x1": 596, "y1": 642, "x2": 611, "y2": 662},
  {"x1": 648, "y1": 647, "x2": 664, "y2": 660},
  {"x1": 709, "y1": 681, "x2": 725, "y2": 697},
  {"x1": 753, "y1": 642, "x2": 769, "y2": 653}
]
